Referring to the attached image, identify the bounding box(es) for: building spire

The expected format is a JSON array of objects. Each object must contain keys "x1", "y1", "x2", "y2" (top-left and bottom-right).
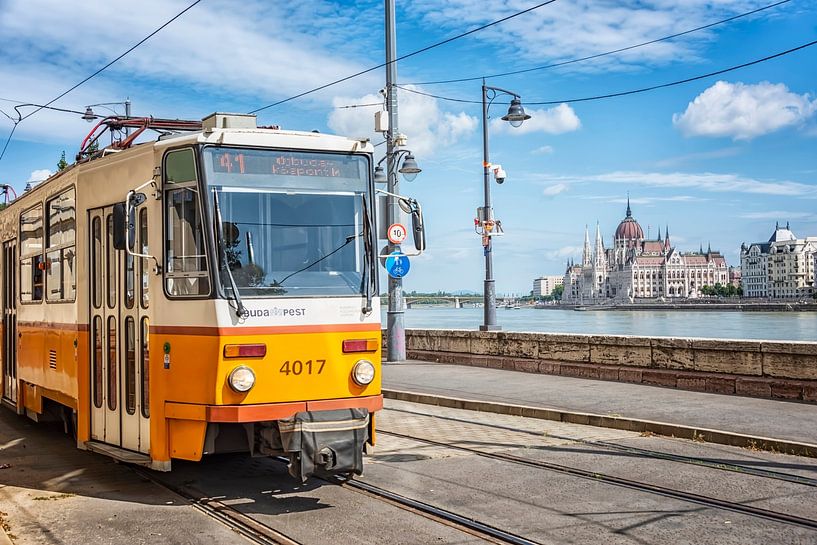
[
  {"x1": 582, "y1": 224, "x2": 592, "y2": 266},
  {"x1": 594, "y1": 221, "x2": 605, "y2": 266},
  {"x1": 625, "y1": 193, "x2": 632, "y2": 218},
  {"x1": 664, "y1": 225, "x2": 670, "y2": 249}
]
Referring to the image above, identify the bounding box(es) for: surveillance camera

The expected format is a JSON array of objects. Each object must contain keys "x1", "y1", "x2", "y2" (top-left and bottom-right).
[
  {"x1": 493, "y1": 165, "x2": 507, "y2": 184},
  {"x1": 379, "y1": 88, "x2": 387, "y2": 97}
]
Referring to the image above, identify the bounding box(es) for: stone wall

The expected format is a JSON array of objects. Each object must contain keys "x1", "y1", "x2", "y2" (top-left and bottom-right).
[{"x1": 392, "y1": 329, "x2": 817, "y2": 403}]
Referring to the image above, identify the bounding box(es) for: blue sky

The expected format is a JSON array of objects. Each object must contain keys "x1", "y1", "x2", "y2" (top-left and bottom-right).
[{"x1": 1, "y1": 0, "x2": 816, "y2": 295}]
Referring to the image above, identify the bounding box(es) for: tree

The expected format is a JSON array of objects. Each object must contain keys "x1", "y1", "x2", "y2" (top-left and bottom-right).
[
  {"x1": 57, "y1": 151, "x2": 68, "y2": 171},
  {"x1": 551, "y1": 284, "x2": 564, "y2": 301}
]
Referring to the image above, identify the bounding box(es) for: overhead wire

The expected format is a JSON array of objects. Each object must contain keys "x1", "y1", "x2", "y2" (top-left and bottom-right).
[
  {"x1": 247, "y1": 0, "x2": 558, "y2": 114},
  {"x1": 0, "y1": 0, "x2": 203, "y2": 164},
  {"x1": 404, "y1": 0, "x2": 793, "y2": 85},
  {"x1": 395, "y1": 38, "x2": 817, "y2": 106}
]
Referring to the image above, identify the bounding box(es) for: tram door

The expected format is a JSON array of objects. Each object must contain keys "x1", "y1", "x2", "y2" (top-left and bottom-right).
[
  {"x1": 2, "y1": 240, "x2": 17, "y2": 404},
  {"x1": 89, "y1": 207, "x2": 150, "y2": 454}
]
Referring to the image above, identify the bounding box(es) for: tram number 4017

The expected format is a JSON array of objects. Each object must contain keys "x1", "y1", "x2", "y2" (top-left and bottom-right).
[{"x1": 279, "y1": 359, "x2": 326, "y2": 376}]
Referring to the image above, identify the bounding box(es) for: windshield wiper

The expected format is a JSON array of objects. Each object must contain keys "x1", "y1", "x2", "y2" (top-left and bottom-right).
[
  {"x1": 361, "y1": 193, "x2": 374, "y2": 314},
  {"x1": 212, "y1": 190, "x2": 248, "y2": 319}
]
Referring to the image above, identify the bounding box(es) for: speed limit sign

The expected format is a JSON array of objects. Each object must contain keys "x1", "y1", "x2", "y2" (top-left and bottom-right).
[{"x1": 387, "y1": 223, "x2": 408, "y2": 244}]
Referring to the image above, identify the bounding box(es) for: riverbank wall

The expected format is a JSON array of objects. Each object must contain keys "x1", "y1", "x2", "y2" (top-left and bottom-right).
[
  {"x1": 390, "y1": 329, "x2": 817, "y2": 403},
  {"x1": 556, "y1": 301, "x2": 817, "y2": 312}
]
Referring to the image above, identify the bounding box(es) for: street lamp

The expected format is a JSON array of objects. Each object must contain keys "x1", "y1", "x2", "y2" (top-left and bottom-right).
[
  {"x1": 479, "y1": 79, "x2": 531, "y2": 331},
  {"x1": 375, "y1": 150, "x2": 421, "y2": 185}
]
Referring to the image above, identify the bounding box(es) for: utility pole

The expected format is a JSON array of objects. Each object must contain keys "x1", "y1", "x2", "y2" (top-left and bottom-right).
[{"x1": 384, "y1": 0, "x2": 405, "y2": 362}]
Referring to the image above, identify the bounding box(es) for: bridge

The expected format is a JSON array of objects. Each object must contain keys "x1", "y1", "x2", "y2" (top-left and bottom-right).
[{"x1": 403, "y1": 296, "x2": 483, "y2": 308}]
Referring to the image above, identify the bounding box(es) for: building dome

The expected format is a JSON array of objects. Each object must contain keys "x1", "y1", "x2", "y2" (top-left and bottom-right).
[{"x1": 614, "y1": 199, "x2": 644, "y2": 241}]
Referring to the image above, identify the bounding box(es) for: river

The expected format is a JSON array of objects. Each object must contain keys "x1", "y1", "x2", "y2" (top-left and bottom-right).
[{"x1": 382, "y1": 307, "x2": 817, "y2": 342}]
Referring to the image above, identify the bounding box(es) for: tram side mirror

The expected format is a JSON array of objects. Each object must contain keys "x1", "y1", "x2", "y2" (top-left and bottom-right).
[
  {"x1": 112, "y1": 202, "x2": 136, "y2": 251},
  {"x1": 397, "y1": 197, "x2": 426, "y2": 252},
  {"x1": 411, "y1": 207, "x2": 425, "y2": 252}
]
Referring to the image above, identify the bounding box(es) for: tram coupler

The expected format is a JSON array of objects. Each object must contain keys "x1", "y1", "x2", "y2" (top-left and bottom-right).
[{"x1": 255, "y1": 408, "x2": 369, "y2": 481}]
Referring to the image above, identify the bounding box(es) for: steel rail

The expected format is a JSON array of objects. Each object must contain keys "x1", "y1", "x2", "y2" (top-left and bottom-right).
[
  {"x1": 334, "y1": 476, "x2": 544, "y2": 545},
  {"x1": 379, "y1": 429, "x2": 817, "y2": 532},
  {"x1": 132, "y1": 467, "x2": 302, "y2": 545},
  {"x1": 385, "y1": 406, "x2": 817, "y2": 487}
]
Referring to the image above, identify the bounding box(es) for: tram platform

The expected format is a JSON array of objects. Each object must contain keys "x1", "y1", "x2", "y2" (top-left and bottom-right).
[{"x1": 382, "y1": 360, "x2": 817, "y2": 450}]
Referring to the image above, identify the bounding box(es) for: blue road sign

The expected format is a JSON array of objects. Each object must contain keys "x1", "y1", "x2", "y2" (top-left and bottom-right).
[{"x1": 384, "y1": 251, "x2": 410, "y2": 278}]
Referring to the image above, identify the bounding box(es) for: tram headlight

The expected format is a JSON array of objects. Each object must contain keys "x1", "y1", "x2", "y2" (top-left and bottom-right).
[
  {"x1": 352, "y1": 359, "x2": 376, "y2": 386},
  {"x1": 228, "y1": 366, "x2": 256, "y2": 393}
]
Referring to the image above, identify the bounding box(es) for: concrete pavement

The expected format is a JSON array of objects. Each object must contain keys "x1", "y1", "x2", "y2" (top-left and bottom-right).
[{"x1": 382, "y1": 361, "x2": 817, "y2": 447}]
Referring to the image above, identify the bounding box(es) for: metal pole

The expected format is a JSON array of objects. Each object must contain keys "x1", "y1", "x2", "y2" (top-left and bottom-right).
[
  {"x1": 385, "y1": 0, "x2": 406, "y2": 361},
  {"x1": 481, "y1": 80, "x2": 500, "y2": 331},
  {"x1": 124, "y1": 99, "x2": 131, "y2": 137}
]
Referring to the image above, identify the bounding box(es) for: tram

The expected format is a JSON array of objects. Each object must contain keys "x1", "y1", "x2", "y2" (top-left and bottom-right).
[{"x1": 0, "y1": 113, "x2": 423, "y2": 480}]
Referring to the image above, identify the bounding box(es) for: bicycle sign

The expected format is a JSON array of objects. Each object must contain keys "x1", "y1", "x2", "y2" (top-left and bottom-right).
[{"x1": 384, "y1": 251, "x2": 410, "y2": 278}]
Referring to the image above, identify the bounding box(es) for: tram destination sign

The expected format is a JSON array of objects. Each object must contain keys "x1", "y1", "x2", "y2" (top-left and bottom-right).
[{"x1": 211, "y1": 149, "x2": 362, "y2": 179}]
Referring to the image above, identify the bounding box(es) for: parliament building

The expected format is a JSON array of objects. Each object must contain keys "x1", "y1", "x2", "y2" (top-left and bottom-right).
[{"x1": 563, "y1": 200, "x2": 728, "y2": 303}]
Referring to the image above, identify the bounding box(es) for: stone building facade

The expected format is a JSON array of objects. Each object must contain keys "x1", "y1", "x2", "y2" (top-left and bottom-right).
[
  {"x1": 740, "y1": 223, "x2": 816, "y2": 299},
  {"x1": 563, "y1": 200, "x2": 728, "y2": 303}
]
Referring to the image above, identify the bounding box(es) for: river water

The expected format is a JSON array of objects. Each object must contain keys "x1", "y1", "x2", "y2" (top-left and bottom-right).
[{"x1": 382, "y1": 307, "x2": 817, "y2": 342}]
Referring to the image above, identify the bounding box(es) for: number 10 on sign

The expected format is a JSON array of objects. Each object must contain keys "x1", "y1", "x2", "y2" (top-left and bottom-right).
[{"x1": 387, "y1": 223, "x2": 407, "y2": 244}]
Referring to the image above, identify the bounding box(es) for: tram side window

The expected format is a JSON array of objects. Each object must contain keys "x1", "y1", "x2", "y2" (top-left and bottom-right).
[
  {"x1": 20, "y1": 205, "x2": 44, "y2": 303},
  {"x1": 45, "y1": 188, "x2": 77, "y2": 302},
  {"x1": 164, "y1": 148, "x2": 210, "y2": 297}
]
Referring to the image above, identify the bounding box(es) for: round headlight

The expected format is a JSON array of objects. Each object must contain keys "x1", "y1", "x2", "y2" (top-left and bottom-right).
[
  {"x1": 352, "y1": 359, "x2": 376, "y2": 386},
  {"x1": 228, "y1": 366, "x2": 255, "y2": 393}
]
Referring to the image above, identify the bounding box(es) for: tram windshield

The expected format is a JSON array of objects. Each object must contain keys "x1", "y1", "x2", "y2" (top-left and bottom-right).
[{"x1": 201, "y1": 147, "x2": 374, "y2": 298}]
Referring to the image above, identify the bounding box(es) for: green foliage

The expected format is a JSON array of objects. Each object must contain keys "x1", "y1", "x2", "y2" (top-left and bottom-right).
[
  {"x1": 551, "y1": 284, "x2": 564, "y2": 300},
  {"x1": 57, "y1": 151, "x2": 68, "y2": 171},
  {"x1": 700, "y1": 283, "x2": 740, "y2": 298}
]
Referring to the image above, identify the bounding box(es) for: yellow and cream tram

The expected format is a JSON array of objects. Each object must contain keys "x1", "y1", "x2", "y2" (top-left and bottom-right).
[{"x1": 0, "y1": 113, "x2": 415, "y2": 480}]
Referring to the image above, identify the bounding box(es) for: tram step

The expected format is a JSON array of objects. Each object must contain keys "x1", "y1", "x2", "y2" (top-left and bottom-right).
[{"x1": 85, "y1": 441, "x2": 152, "y2": 466}]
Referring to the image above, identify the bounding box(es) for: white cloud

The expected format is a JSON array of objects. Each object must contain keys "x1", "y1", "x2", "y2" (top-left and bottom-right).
[
  {"x1": 407, "y1": 1, "x2": 776, "y2": 72},
  {"x1": 542, "y1": 183, "x2": 569, "y2": 197},
  {"x1": 673, "y1": 81, "x2": 817, "y2": 140},
  {"x1": 540, "y1": 171, "x2": 817, "y2": 197},
  {"x1": 544, "y1": 245, "x2": 583, "y2": 260},
  {"x1": 327, "y1": 86, "x2": 478, "y2": 157},
  {"x1": 492, "y1": 104, "x2": 580, "y2": 135},
  {"x1": 27, "y1": 169, "x2": 52, "y2": 182},
  {"x1": 532, "y1": 145, "x2": 554, "y2": 155},
  {"x1": 0, "y1": 0, "x2": 380, "y2": 116},
  {"x1": 740, "y1": 211, "x2": 816, "y2": 220}
]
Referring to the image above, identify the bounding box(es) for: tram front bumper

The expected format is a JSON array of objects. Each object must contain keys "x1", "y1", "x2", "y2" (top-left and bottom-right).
[
  {"x1": 163, "y1": 395, "x2": 382, "y2": 471},
  {"x1": 164, "y1": 394, "x2": 382, "y2": 423}
]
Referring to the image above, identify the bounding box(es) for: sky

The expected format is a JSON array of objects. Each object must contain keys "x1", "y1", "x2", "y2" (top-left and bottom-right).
[{"x1": 1, "y1": 0, "x2": 816, "y2": 296}]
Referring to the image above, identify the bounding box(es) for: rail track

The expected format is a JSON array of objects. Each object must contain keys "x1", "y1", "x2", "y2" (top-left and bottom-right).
[
  {"x1": 132, "y1": 467, "x2": 303, "y2": 545},
  {"x1": 378, "y1": 428, "x2": 817, "y2": 532},
  {"x1": 135, "y1": 458, "x2": 546, "y2": 545},
  {"x1": 332, "y1": 475, "x2": 543, "y2": 545},
  {"x1": 386, "y1": 406, "x2": 817, "y2": 487}
]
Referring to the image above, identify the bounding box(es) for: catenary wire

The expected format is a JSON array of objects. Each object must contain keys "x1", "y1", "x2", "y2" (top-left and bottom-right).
[
  {"x1": 395, "y1": 38, "x2": 817, "y2": 106},
  {"x1": 0, "y1": 0, "x2": 203, "y2": 165},
  {"x1": 404, "y1": 0, "x2": 793, "y2": 85},
  {"x1": 247, "y1": 0, "x2": 558, "y2": 114}
]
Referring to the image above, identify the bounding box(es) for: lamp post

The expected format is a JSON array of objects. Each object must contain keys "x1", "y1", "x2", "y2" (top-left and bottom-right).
[
  {"x1": 479, "y1": 79, "x2": 531, "y2": 331},
  {"x1": 82, "y1": 100, "x2": 132, "y2": 136},
  {"x1": 376, "y1": 143, "x2": 421, "y2": 363}
]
